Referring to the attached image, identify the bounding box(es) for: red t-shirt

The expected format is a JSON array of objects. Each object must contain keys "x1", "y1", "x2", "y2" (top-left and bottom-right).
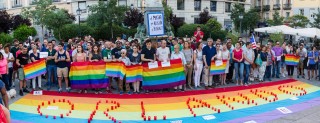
[
  {"x1": 0, "y1": 105, "x2": 7, "y2": 123},
  {"x1": 233, "y1": 49, "x2": 243, "y2": 62},
  {"x1": 194, "y1": 31, "x2": 204, "y2": 42}
]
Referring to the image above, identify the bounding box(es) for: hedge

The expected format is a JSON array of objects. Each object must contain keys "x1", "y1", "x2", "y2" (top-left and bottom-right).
[
  {"x1": 13, "y1": 25, "x2": 37, "y2": 41},
  {"x1": 58, "y1": 23, "x2": 94, "y2": 40},
  {"x1": 177, "y1": 24, "x2": 227, "y2": 41},
  {"x1": 0, "y1": 33, "x2": 13, "y2": 45}
]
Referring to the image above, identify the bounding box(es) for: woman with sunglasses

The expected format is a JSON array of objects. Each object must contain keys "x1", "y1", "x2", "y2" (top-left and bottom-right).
[{"x1": 89, "y1": 45, "x2": 102, "y2": 94}]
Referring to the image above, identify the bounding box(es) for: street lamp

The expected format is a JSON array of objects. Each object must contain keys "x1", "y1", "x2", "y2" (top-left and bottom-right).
[
  {"x1": 76, "y1": 7, "x2": 82, "y2": 37},
  {"x1": 239, "y1": 14, "x2": 243, "y2": 35}
]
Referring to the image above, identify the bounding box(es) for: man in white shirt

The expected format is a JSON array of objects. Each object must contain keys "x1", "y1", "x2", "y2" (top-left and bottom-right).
[
  {"x1": 156, "y1": 40, "x2": 170, "y2": 62},
  {"x1": 2, "y1": 44, "x2": 14, "y2": 90}
]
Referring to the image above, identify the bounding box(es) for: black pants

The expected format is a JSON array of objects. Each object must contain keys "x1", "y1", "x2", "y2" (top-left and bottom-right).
[
  {"x1": 226, "y1": 62, "x2": 234, "y2": 82},
  {"x1": 287, "y1": 65, "x2": 294, "y2": 76}
]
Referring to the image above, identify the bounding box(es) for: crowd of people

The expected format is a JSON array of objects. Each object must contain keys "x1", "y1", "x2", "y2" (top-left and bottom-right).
[{"x1": 0, "y1": 26, "x2": 318, "y2": 102}]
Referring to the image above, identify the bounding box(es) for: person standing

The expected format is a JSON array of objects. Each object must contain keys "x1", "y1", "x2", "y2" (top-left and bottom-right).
[
  {"x1": 0, "y1": 52, "x2": 9, "y2": 91},
  {"x1": 259, "y1": 46, "x2": 268, "y2": 82},
  {"x1": 118, "y1": 49, "x2": 131, "y2": 95},
  {"x1": 202, "y1": 38, "x2": 217, "y2": 89},
  {"x1": 54, "y1": 43, "x2": 71, "y2": 93},
  {"x1": 307, "y1": 46, "x2": 317, "y2": 80},
  {"x1": 193, "y1": 26, "x2": 204, "y2": 42},
  {"x1": 1, "y1": 45, "x2": 14, "y2": 90},
  {"x1": 286, "y1": 46, "x2": 296, "y2": 77},
  {"x1": 46, "y1": 41, "x2": 57, "y2": 90},
  {"x1": 171, "y1": 45, "x2": 187, "y2": 92},
  {"x1": 156, "y1": 40, "x2": 170, "y2": 62},
  {"x1": 102, "y1": 41, "x2": 113, "y2": 93},
  {"x1": 221, "y1": 44, "x2": 230, "y2": 85},
  {"x1": 129, "y1": 46, "x2": 142, "y2": 94},
  {"x1": 141, "y1": 40, "x2": 156, "y2": 93},
  {"x1": 16, "y1": 46, "x2": 30, "y2": 96},
  {"x1": 182, "y1": 41, "x2": 193, "y2": 89},
  {"x1": 297, "y1": 44, "x2": 307, "y2": 78},
  {"x1": 226, "y1": 42, "x2": 234, "y2": 83},
  {"x1": 89, "y1": 45, "x2": 103, "y2": 94},
  {"x1": 272, "y1": 41, "x2": 283, "y2": 78},
  {"x1": 73, "y1": 45, "x2": 87, "y2": 93},
  {"x1": 244, "y1": 42, "x2": 255, "y2": 86},
  {"x1": 232, "y1": 42, "x2": 244, "y2": 85},
  {"x1": 30, "y1": 46, "x2": 42, "y2": 91},
  {"x1": 193, "y1": 42, "x2": 203, "y2": 88},
  {"x1": 112, "y1": 40, "x2": 124, "y2": 93}
]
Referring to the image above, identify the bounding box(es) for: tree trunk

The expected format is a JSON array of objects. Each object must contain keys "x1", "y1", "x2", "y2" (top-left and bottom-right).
[{"x1": 41, "y1": 25, "x2": 44, "y2": 41}]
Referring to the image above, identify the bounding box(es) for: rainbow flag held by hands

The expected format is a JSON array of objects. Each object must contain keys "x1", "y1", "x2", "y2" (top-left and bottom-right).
[
  {"x1": 23, "y1": 59, "x2": 46, "y2": 80},
  {"x1": 70, "y1": 61, "x2": 109, "y2": 89},
  {"x1": 142, "y1": 59, "x2": 186, "y2": 90},
  {"x1": 285, "y1": 54, "x2": 299, "y2": 66},
  {"x1": 105, "y1": 62, "x2": 126, "y2": 80},
  {"x1": 210, "y1": 60, "x2": 227, "y2": 75},
  {"x1": 126, "y1": 64, "x2": 143, "y2": 83}
]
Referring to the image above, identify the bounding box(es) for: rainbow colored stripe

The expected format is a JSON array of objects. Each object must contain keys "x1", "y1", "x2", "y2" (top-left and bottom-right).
[
  {"x1": 105, "y1": 62, "x2": 126, "y2": 80},
  {"x1": 285, "y1": 54, "x2": 300, "y2": 66},
  {"x1": 125, "y1": 65, "x2": 143, "y2": 83},
  {"x1": 69, "y1": 61, "x2": 109, "y2": 89},
  {"x1": 210, "y1": 60, "x2": 227, "y2": 75},
  {"x1": 142, "y1": 59, "x2": 186, "y2": 90},
  {"x1": 23, "y1": 59, "x2": 46, "y2": 80},
  {"x1": 9, "y1": 79, "x2": 320, "y2": 123}
]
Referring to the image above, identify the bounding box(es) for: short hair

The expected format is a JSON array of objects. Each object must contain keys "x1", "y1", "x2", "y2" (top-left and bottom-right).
[
  {"x1": 23, "y1": 45, "x2": 28, "y2": 49},
  {"x1": 48, "y1": 41, "x2": 52, "y2": 44},
  {"x1": 19, "y1": 42, "x2": 23, "y2": 45},
  {"x1": 174, "y1": 44, "x2": 180, "y2": 49},
  {"x1": 145, "y1": 39, "x2": 152, "y2": 44},
  {"x1": 121, "y1": 49, "x2": 127, "y2": 53},
  {"x1": 58, "y1": 42, "x2": 64, "y2": 47},
  {"x1": 246, "y1": 42, "x2": 251, "y2": 46},
  {"x1": 195, "y1": 42, "x2": 201, "y2": 49},
  {"x1": 207, "y1": 38, "x2": 213, "y2": 41}
]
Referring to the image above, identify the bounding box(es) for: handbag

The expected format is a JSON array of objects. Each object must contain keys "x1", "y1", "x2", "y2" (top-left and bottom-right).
[{"x1": 255, "y1": 54, "x2": 262, "y2": 66}]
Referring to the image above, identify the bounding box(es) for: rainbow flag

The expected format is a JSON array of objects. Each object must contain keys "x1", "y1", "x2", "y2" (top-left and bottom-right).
[
  {"x1": 142, "y1": 59, "x2": 186, "y2": 90},
  {"x1": 105, "y1": 62, "x2": 126, "y2": 80},
  {"x1": 126, "y1": 64, "x2": 143, "y2": 83},
  {"x1": 285, "y1": 54, "x2": 300, "y2": 66},
  {"x1": 23, "y1": 59, "x2": 46, "y2": 80},
  {"x1": 210, "y1": 60, "x2": 227, "y2": 75},
  {"x1": 70, "y1": 61, "x2": 109, "y2": 89}
]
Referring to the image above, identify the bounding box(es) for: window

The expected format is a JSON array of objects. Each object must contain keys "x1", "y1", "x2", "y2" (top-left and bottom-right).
[
  {"x1": 0, "y1": 0, "x2": 4, "y2": 9},
  {"x1": 177, "y1": 17, "x2": 185, "y2": 22},
  {"x1": 12, "y1": 0, "x2": 22, "y2": 8},
  {"x1": 177, "y1": 0, "x2": 184, "y2": 10},
  {"x1": 286, "y1": 12, "x2": 290, "y2": 18},
  {"x1": 225, "y1": 2, "x2": 232, "y2": 13},
  {"x1": 210, "y1": 1, "x2": 217, "y2": 12},
  {"x1": 299, "y1": 9, "x2": 304, "y2": 15},
  {"x1": 286, "y1": 0, "x2": 291, "y2": 4},
  {"x1": 276, "y1": 0, "x2": 280, "y2": 4},
  {"x1": 78, "y1": 1, "x2": 87, "y2": 13},
  {"x1": 265, "y1": 13, "x2": 269, "y2": 19},
  {"x1": 256, "y1": 0, "x2": 261, "y2": 6},
  {"x1": 194, "y1": 17, "x2": 200, "y2": 24},
  {"x1": 118, "y1": 0, "x2": 127, "y2": 6},
  {"x1": 194, "y1": 0, "x2": 201, "y2": 11},
  {"x1": 266, "y1": 0, "x2": 270, "y2": 5}
]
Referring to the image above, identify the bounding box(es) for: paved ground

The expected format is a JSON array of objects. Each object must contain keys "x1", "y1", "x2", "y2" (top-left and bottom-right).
[{"x1": 8, "y1": 69, "x2": 320, "y2": 122}]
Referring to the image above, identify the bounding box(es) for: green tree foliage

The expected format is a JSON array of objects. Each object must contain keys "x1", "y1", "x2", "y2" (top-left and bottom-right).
[
  {"x1": 93, "y1": 23, "x2": 136, "y2": 40},
  {"x1": 230, "y1": 3, "x2": 245, "y2": 32},
  {"x1": 13, "y1": 25, "x2": 37, "y2": 41},
  {"x1": 310, "y1": 8, "x2": 320, "y2": 28},
  {"x1": 288, "y1": 15, "x2": 310, "y2": 28},
  {"x1": 267, "y1": 11, "x2": 284, "y2": 26},
  {"x1": 45, "y1": 9, "x2": 74, "y2": 40},
  {"x1": 226, "y1": 33, "x2": 238, "y2": 45},
  {"x1": 199, "y1": 9, "x2": 212, "y2": 24},
  {"x1": 270, "y1": 33, "x2": 284, "y2": 44},
  {"x1": 231, "y1": 3, "x2": 260, "y2": 33},
  {"x1": 0, "y1": 10, "x2": 12, "y2": 33},
  {"x1": 58, "y1": 24, "x2": 94, "y2": 40},
  {"x1": 87, "y1": 0, "x2": 127, "y2": 28},
  {"x1": 205, "y1": 19, "x2": 222, "y2": 33},
  {"x1": 0, "y1": 33, "x2": 13, "y2": 44},
  {"x1": 124, "y1": 8, "x2": 144, "y2": 28},
  {"x1": 177, "y1": 24, "x2": 227, "y2": 41},
  {"x1": 163, "y1": 0, "x2": 172, "y2": 24},
  {"x1": 22, "y1": 0, "x2": 56, "y2": 38}
]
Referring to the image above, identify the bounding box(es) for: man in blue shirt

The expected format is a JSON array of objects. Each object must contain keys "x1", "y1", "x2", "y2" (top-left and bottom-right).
[
  {"x1": 202, "y1": 38, "x2": 217, "y2": 89},
  {"x1": 308, "y1": 46, "x2": 317, "y2": 80}
]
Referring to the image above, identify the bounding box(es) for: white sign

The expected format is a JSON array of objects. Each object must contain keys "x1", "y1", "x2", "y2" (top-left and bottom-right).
[
  {"x1": 147, "y1": 13, "x2": 164, "y2": 36},
  {"x1": 276, "y1": 56, "x2": 281, "y2": 61},
  {"x1": 243, "y1": 120, "x2": 257, "y2": 123},
  {"x1": 202, "y1": 115, "x2": 216, "y2": 120},
  {"x1": 161, "y1": 61, "x2": 171, "y2": 67},
  {"x1": 277, "y1": 107, "x2": 292, "y2": 114},
  {"x1": 215, "y1": 60, "x2": 223, "y2": 66},
  {"x1": 40, "y1": 52, "x2": 48, "y2": 58},
  {"x1": 47, "y1": 106, "x2": 59, "y2": 110},
  {"x1": 148, "y1": 62, "x2": 159, "y2": 69},
  {"x1": 290, "y1": 97, "x2": 299, "y2": 100},
  {"x1": 33, "y1": 91, "x2": 43, "y2": 95},
  {"x1": 170, "y1": 120, "x2": 182, "y2": 123}
]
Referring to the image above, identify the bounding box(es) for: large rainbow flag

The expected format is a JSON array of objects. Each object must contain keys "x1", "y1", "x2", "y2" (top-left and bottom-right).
[
  {"x1": 142, "y1": 59, "x2": 186, "y2": 90},
  {"x1": 69, "y1": 61, "x2": 109, "y2": 89},
  {"x1": 210, "y1": 60, "x2": 227, "y2": 75},
  {"x1": 10, "y1": 79, "x2": 320, "y2": 123},
  {"x1": 125, "y1": 64, "x2": 143, "y2": 83},
  {"x1": 23, "y1": 59, "x2": 46, "y2": 80},
  {"x1": 105, "y1": 62, "x2": 126, "y2": 80},
  {"x1": 285, "y1": 54, "x2": 300, "y2": 66}
]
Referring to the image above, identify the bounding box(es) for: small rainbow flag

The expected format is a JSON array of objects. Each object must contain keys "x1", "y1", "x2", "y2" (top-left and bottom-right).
[
  {"x1": 142, "y1": 59, "x2": 186, "y2": 90},
  {"x1": 70, "y1": 61, "x2": 109, "y2": 89},
  {"x1": 285, "y1": 54, "x2": 300, "y2": 66},
  {"x1": 210, "y1": 60, "x2": 227, "y2": 75},
  {"x1": 105, "y1": 62, "x2": 126, "y2": 80},
  {"x1": 126, "y1": 64, "x2": 143, "y2": 83},
  {"x1": 23, "y1": 59, "x2": 46, "y2": 80}
]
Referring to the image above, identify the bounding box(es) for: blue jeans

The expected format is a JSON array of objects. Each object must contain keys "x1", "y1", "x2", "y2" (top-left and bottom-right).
[
  {"x1": 265, "y1": 66, "x2": 272, "y2": 80},
  {"x1": 1, "y1": 74, "x2": 9, "y2": 90},
  {"x1": 244, "y1": 64, "x2": 251, "y2": 84},
  {"x1": 47, "y1": 65, "x2": 57, "y2": 88},
  {"x1": 234, "y1": 62, "x2": 244, "y2": 81},
  {"x1": 272, "y1": 61, "x2": 281, "y2": 78}
]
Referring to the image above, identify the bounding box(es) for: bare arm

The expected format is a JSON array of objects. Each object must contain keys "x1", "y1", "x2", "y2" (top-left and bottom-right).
[
  {"x1": 89, "y1": 53, "x2": 93, "y2": 62},
  {"x1": 1, "y1": 87, "x2": 9, "y2": 109},
  {"x1": 65, "y1": 52, "x2": 71, "y2": 62},
  {"x1": 1, "y1": 105, "x2": 10, "y2": 123},
  {"x1": 54, "y1": 52, "x2": 59, "y2": 63}
]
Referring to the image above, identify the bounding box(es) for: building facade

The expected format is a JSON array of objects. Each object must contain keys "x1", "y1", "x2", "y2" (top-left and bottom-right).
[
  {"x1": 252, "y1": 0, "x2": 293, "y2": 21},
  {"x1": 292, "y1": 0, "x2": 320, "y2": 26}
]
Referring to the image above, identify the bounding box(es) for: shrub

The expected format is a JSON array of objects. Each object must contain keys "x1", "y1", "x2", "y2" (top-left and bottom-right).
[
  {"x1": 13, "y1": 25, "x2": 37, "y2": 41},
  {"x1": 0, "y1": 33, "x2": 13, "y2": 44},
  {"x1": 58, "y1": 24, "x2": 94, "y2": 40},
  {"x1": 92, "y1": 23, "x2": 137, "y2": 40},
  {"x1": 177, "y1": 24, "x2": 227, "y2": 41}
]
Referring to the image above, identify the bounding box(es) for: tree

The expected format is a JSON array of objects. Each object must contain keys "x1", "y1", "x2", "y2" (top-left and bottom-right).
[
  {"x1": 87, "y1": 0, "x2": 127, "y2": 38},
  {"x1": 288, "y1": 15, "x2": 310, "y2": 28},
  {"x1": 199, "y1": 9, "x2": 212, "y2": 24},
  {"x1": 230, "y1": 3, "x2": 245, "y2": 32},
  {"x1": 22, "y1": 0, "x2": 56, "y2": 39},
  {"x1": 123, "y1": 8, "x2": 144, "y2": 28},
  {"x1": 205, "y1": 19, "x2": 222, "y2": 33},
  {"x1": 310, "y1": 8, "x2": 320, "y2": 28},
  {"x1": 270, "y1": 33, "x2": 284, "y2": 44},
  {"x1": 11, "y1": 15, "x2": 32, "y2": 30},
  {"x1": 0, "y1": 33, "x2": 13, "y2": 45},
  {"x1": 242, "y1": 9, "x2": 260, "y2": 32},
  {"x1": 13, "y1": 25, "x2": 37, "y2": 41},
  {"x1": 267, "y1": 11, "x2": 284, "y2": 26},
  {"x1": 44, "y1": 9, "x2": 74, "y2": 40},
  {"x1": 163, "y1": 0, "x2": 173, "y2": 24},
  {"x1": 170, "y1": 14, "x2": 185, "y2": 35},
  {"x1": 0, "y1": 10, "x2": 12, "y2": 33}
]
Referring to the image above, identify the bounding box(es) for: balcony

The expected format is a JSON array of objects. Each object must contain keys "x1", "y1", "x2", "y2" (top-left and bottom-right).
[
  {"x1": 263, "y1": 5, "x2": 270, "y2": 11},
  {"x1": 12, "y1": 4, "x2": 22, "y2": 8},
  {"x1": 273, "y1": 4, "x2": 280, "y2": 10},
  {"x1": 255, "y1": 6, "x2": 261, "y2": 12},
  {"x1": 283, "y1": 3, "x2": 292, "y2": 10}
]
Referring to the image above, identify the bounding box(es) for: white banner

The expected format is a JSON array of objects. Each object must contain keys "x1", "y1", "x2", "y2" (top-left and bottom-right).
[{"x1": 147, "y1": 13, "x2": 164, "y2": 36}]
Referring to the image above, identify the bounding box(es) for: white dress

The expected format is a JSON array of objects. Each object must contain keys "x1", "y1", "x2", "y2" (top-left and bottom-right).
[{"x1": 222, "y1": 50, "x2": 230, "y2": 73}]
